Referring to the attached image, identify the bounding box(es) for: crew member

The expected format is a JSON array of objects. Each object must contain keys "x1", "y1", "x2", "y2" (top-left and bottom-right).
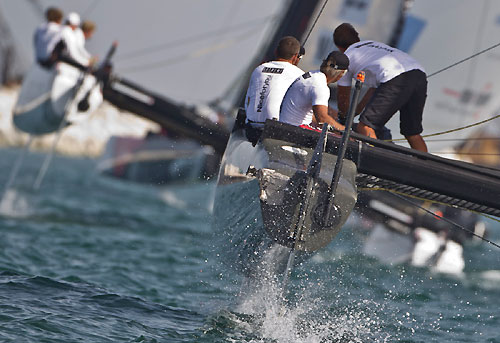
[
  {"x1": 60, "y1": 12, "x2": 92, "y2": 67},
  {"x1": 33, "y1": 7, "x2": 64, "y2": 68},
  {"x1": 279, "y1": 50, "x2": 348, "y2": 130},
  {"x1": 75, "y1": 20, "x2": 96, "y2": 64},
  {"x1": 334, "y1": 23, "x2": 428, "y2": 152},
  {"x1": 244, "y1": 36, "x2": 304, "y2": 142}
]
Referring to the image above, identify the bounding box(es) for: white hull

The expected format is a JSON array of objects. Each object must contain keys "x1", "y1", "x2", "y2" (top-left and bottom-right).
[
  {"x1": 97, "y1": 135, "x2": 216, "y2": 184},
  {"x1": 362, "y1": 223, "x2": 465, "y2": 274},
  {"x1": 13, "y1": 63, "x2": 102, "y2": 135}
]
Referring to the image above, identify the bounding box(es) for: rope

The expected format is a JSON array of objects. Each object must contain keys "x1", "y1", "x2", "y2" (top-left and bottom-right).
[
  {"x1": 356, "y1": 173, "x2": 500, "y2": 217},
  {"x1": 386, "y1": 113, "x2": 500, "y2": 142},
  {"x1": 384, "y1": 38, "x2": 500, "y2": 141},
  {"x1": 427, "y1": 41, "x2": 500, "y2": 78},
  {"x1": 301, "y1": 0, "x2": 330, "y2": 46},
  {"x1": 387, "y1": 191, "x2": 500, "y2": 250},
  {"x1": 82, "y1": 0, "x2": 101, "y2": 17}
]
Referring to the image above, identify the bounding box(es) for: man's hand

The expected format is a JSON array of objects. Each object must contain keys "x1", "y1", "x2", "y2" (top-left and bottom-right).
[{"x1": 313, "y1": 105, "x2": 345, "y2": 131}]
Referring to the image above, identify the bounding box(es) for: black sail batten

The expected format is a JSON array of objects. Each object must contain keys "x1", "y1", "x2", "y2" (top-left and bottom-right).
[{"x1": 261, "y1": 120, "x2": 500, "y2": 217}]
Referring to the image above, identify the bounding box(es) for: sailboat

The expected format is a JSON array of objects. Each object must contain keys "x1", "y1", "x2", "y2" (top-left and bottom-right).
[
  {"x1": 358, "y1": 0, "x2": 500, "y2": 273},
  {"x1": 12, "y1": 55, "x2": 105, "y2": 135},
  {"x1": 212, "y1": 0, "x2": 500, "y2": 280}
]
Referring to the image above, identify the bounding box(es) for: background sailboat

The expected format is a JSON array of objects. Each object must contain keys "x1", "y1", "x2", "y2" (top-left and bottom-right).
[
  {"x1": 356, "y1": 0, "x2": 500, "y2": 273},
  {"x1": 390, "y1": 0, "x2": 500, "y2": 153}
]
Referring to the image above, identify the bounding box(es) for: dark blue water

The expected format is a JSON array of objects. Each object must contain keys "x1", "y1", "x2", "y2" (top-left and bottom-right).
[{"x1": 0, "y1": 147, "x2": 499, "y2": 342}]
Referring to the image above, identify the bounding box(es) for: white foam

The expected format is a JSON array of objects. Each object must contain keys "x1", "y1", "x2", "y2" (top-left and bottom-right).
[{"x1": 0, "y1": 189, "x2": 31, "y2": 216}]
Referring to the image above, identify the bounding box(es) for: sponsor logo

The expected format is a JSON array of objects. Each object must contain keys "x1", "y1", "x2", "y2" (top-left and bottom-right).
[
  {"x1": 356, "y1": 41, "x2": 394, "y2": 53},
  {"x1": 257, "y1": 75, "x2": 272, "y2": 112},
  {"x1": 302, "y1": 72, "x2": 311, "y2": 79},
  {"x1": 262, "y1": 67, "x2": 284, "y2": 74}
]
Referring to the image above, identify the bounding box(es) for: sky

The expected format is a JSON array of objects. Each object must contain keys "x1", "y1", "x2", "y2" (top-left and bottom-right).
[{"x1": 0, "y1": 0, "x2": 285, "y2": 107}]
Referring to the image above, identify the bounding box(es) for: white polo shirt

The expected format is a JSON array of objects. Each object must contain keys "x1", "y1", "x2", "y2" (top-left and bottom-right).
[
  {"x1": 279, "y1": 70, "x2": 330, "y2": 126},
  {"x1": 245, "y1": 61, "x2": 304, "y2": 123},
  {"x1": 61, "y1": 26, "x2": 90, "y2": 66},
  {"x1": 338, "y1": 40, "x2": 425, "y2": 88}
]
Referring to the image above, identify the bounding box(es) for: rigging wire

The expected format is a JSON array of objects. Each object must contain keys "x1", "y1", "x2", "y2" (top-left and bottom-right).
[
  {"x1": 385, "y1": 191, "x2": 500, "y2": 250},
  {"x1": 427, "y1": 41, "x2": 500, "y2": 79},
  {"x1": 424, "y1": 137, "x2": 500, "y2": 142},
  {"x1": 119, "y1": 26, "x2": 263, "y2": 73},
  {"x1": 387, "y1": 113, "x2": 500, "y2": 142},
  {"x1": 432, "y1": 152, "x2": 500, "y2": 156},
  {"x1": 360, "y1": 187, "x2": 500, "y2": 224},
  {"x1": 197, "y1": 2, "x2": 242, "y2": 92},
  {"x1": 117, "y1": 15, "x2": 276, "y2": 61},
  {"x1": 82, "y1": 0, "x2": 100, "y2": 18},
  {"x1": 301, "y1": 0, "x2": 330, "y2": 46}
]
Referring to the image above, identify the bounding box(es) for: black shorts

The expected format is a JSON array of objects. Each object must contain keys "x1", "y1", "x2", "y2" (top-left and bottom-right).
[{"x1": 360, "y1": 69, "x2": 427, "y2": 136}]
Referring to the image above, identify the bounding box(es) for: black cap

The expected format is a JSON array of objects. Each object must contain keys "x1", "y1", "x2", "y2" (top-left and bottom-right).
[{"x1": 327, "y1": 50, "x2": 349, "y2": 70}]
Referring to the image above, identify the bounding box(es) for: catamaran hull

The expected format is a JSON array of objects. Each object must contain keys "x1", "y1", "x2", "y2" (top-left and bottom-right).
[
  {"x1": 98, "y1": 135, "x2": 219, "y2": 184},
  {"x1": 13, "y1": 63, "x2": 102, "y2": 135},
  {"x1": 213, "y1": 122, "x2": 357, "y2": 276}
]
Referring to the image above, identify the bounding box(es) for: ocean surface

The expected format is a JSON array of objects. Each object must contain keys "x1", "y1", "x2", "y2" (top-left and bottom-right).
[{"x1": 0, "y1": 147, "x2": 499, "y2": 342}]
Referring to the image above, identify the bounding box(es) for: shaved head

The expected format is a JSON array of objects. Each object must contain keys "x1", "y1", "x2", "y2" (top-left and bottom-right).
[{"x1": 276, "y1": 36, "x2": 301, "y2": 60}]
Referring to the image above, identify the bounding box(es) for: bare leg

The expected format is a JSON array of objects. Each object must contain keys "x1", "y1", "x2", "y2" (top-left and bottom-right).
[
  {"x1": 405, "y1": 134, "x2": 428, "y2": 152},
  {"x1": 356, "y1": 122, "x2": 377, "y2": 139}
]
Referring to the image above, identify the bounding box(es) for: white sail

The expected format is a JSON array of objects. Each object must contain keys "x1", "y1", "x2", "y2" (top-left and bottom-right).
[
  {"x1": 299, "y1": 0, "x2": 406, "y2": 72},
  {"x1": 392, "y1": 0, "x2": 500, "y2": 152}
]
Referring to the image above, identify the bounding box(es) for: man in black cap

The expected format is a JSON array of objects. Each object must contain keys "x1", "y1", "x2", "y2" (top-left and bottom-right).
[
  {"x1": 334, "y1": 23, "x2": 428, "y2": 152},
  {"x1": 279, "y1": 50, "x2": 349, "y2": 130}
]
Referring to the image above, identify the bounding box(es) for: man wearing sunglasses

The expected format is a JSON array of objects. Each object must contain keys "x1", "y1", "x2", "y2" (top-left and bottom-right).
[{"x1": 279, "y1": 50, "x2": 349, "y2": 131}]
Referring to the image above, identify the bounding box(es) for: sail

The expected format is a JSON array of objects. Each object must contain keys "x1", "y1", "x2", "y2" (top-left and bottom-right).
[
  {"x1": 298, "y1": 0, "x2": 406, "y2": 72},
  {"x1": 393, "y1": 0, "x2": 500, "y2": 152}
]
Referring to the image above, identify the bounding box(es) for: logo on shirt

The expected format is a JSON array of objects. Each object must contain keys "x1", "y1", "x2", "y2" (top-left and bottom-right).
[
  {"x1": 262, "y1": 67, "x2": 284, "y2": 74},
  {"x1": 355, "y1": 41, "x2": 394, "y2": 53},
  {"x1": 257, "y1": 75, "x2": 272, "y2": 112}
]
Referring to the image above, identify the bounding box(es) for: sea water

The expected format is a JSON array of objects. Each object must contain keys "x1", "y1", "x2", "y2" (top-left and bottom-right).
[{"x1": 0, "y1": 147, "x2": 498, "y2": 342}]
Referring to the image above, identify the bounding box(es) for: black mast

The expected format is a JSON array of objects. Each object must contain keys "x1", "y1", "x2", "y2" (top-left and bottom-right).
[{"x1": 234, "y1": 0, "x2": 322, "y2": 109}]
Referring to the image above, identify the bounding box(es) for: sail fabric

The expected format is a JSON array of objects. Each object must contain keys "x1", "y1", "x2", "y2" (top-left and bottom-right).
[
  {"x1": 298, "y1": 0, "x2": 405, "y2": 73},
  {"x1": 393, "y1": 0, "x2": 500, "y2": 150}
]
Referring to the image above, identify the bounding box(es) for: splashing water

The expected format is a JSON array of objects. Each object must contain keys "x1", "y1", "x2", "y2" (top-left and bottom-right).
[
  {"x1": 214, "y1": 244, "x2": 392, "y2": 343},
  {"x1": 0, "y1": 189, "x2": 31, "y2": 216}
]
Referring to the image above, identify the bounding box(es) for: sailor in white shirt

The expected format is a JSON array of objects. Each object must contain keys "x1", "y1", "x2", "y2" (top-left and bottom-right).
[
  {"x1": 245, "y1": 37, "x2": 304, "y2": 123},
  {"x1": 334, "y1": 23, "x2": 428, "y2": 152},
  {"x1": 60, "y1": 12, "x2": 91, "y2": 67},
  {"x1": 33, "y1": 7, "x2": 64, "y2": 67},
  {"x1": 279, "y1": 51, "x2": 349, "y2": 131}
]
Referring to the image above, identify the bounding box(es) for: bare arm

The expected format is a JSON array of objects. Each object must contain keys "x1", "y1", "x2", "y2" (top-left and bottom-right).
[
  {"x1": 313, "y1": 105, "x2": 345, "y2": 131},
  {"x1": 355, "y1": 87, "x2": 375, "y2": 114},
  {"x1": 337, "y1": 86, "x2": 351, "y2": 121}
]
